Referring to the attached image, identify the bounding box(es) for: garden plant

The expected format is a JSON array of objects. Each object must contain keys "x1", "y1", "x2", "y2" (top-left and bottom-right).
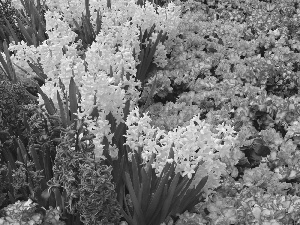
[{"x1": 1, "y1": 0, "x2": 300, "y2": 224}]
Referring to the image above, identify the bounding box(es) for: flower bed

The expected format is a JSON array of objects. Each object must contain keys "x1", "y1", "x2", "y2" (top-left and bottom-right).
[{"x1": 1, "y1": 0, "x2": 300, "y2": 224}]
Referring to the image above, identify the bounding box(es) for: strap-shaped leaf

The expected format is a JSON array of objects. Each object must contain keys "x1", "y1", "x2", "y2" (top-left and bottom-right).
[
  {"x1": 2, "y1": 148, "x2": 16, "y2": 170},
  {"x1": 65, "y1": 91, "x2": 70, "y2": 125},
  {"x1": 179, "y1": 175, "x2": 208, "y2": 213},
  {"x1": 120, "y1": 207, "x2": 135, "y2": 225},
  {"x1": 13, "y1": 62, "x2": 30, "y2": 78},
  {"x1": 36, "y1": 85, "x2": 56, "y2": 115},
  {"x1": 159, "y1": 172, "x2": 180, "y2": 221},
  {"x1": 107, "y1": 0, "x2": 111, "y2": 8},
  {"x1": 57, "y1": 90, "x2": 67, "y2": 128},
  {"x1": 131, "y1": 153, "x2": 141, "y2": 199},
  {"x1": 22, "y1": 112, "x2": 31, "y2": 134},
  {"x1": 16, "y1": 145, "x2": 25, "y2": 165},
  {"x1": 95, "y1": 9, "x2": 102, "y2": 35},
  {"x1": 17, "y1": 138, "x2": 28, "y2": 165},
  {"x1": 53, "y1": 187, "x2": 64, "y2": 212},
  {"x1": 0, "y1": 26, "x2": 7, "y2": 40},
  {"x1": 4, "y1": 18, "x2": 19, "y2": 43},
  {"x1": 146, "y1": 165, "x2": 172, "y2": 221},
  {"x1": 113, "y1": 100, "x2": 130, "y2": 143},
  {"x1": 124, "y1": 172, "x2": 146, "y2": 225},
  {"x1": 171, "y1": 165, "x2": 207, "y2": 215},
  {"x1": 137, "y1": 48, "x2": 150, "y2": 83},
  {"x1": 142, "y1": 72, "x2": 157, "y2": 113},
  {"x1": 69, "y1": 77, "x2": 78, "y2": 124},
  {"x1": 149, "y1": 184, "x2": 168, "y2": 225},
  {"x1": 109, "y1": 65, "x2": 113, "y2": 78},
  {"x1": 174, "y1": 162, "x2": 202, "y2": 198},
  {"x1": 27, "y1": 63, "x2": 47, "y2": 83},
  {"x1": 16, "y1": 9, "x2": 31, "y2": 26},
  {"x1": 43, "y1": 146, "x2": 52, "y2": 181},
  {"x1": 29, "y1": 145, "x2": 42, "y2": 171},
  {"x1": 31, "y1": 33, "x2": 38, "y2": 47},
  {"x1": 136, "y1": 49, "x2": 145, "y2": 81},
  {"x1": 83, "y1": 15, "x2": 93, "y2": 44},
  {"x1": 0, "y1": 47, "x2": 11, "y2": 80},
  {"x1": 140, "y1": 167, "x2": 151, "y2": 213},
  {"x1": 16, "y1": 18, "x2": 33, "y2": 45},
  {"x1": 2, "y1": 40, "x2": 17, "y2": 82},
  {"x1": 20, "y1": 0, "x2": 29, "y2": 14},
  {"x1": 152, "y1": 158, "x2": 172, "y2": 191},
  {"x1": 38, "y1": 23, "x2": 47, "y2": 41},
  {"x1": 85, "y1": 0, "x2": 91, "y2": 18}
]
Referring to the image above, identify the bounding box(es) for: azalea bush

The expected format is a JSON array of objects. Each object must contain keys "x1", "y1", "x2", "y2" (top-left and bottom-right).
[{"x1": 2, "y1": 0, "x2": 300, "y2": 224}]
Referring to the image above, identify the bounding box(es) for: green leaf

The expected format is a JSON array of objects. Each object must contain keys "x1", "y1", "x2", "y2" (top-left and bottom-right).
[
  {"x1": 124, "y1": 172, "x2": 146, "y2": 225},
  {"x1": 27, "y1": 61, "x2": 47, "y2": 82},
  {"x1": 22, "y1": 112, "x2": 31, "y2": 134},
  {"x1": 57, "y1": 90, "x2": 67, "y2": 128},
  {"x1": 140, "y1": 167, "x2": 151, "y2": 213},
  {"x1": 85, "y1": 0, "x2": 91, "y2": 18},
  {"x1": 29, "y1": 145, "x2": 42, "y2": 171},
  {"x1": 142, "y1": 72, "x2": 157, "y2": 113},
  {"x1": 69, "y1": 77, "x2": 78, "y2": 124},
  {"x1": 13, "y1": 62, "x2": 30, "y2": 77},
  {"x1": 149, "y1": 184, "x2": 168, "y2": 225},
  {"x1": 32, "y1": 33, "x2": 38, "y2": 47},
  {"x1": 4, "y1": 18, "x2": 19, "y2": 43},
  {"x1": 95, "y1": 9, "x2": 102, "y2": 35},
  {"x1": 146, "y1": 165, "x2": 172, "y2": 221},
  {"x1": 65, "y1": 91, "x2": 70, "y2": 125},
  {"x1": 17, "y1": 137, "x2": 28, "y2": 165},
  {"x1": 53, "y1": 187, "x2": 64, "y2": 211},
  {"x1": 120, "y1": 207, "x2": 136, "y2": 225},
  {"x1": 0, "y1": 49, "x2": 11, "y2": 80},
  {"x1": 2, "y1": 148, "x2": 17, "y2": 170},
  {"x1": 179, "y1": 175, "x2": 208, "y2": 213},
  {"x1": 36, "y1": 85, "x2": 56, "y2": 115},
  {"x1": 159, "y1": 171, "x2": 180, "y2": 221},
  {"x1": 16, "y1": 18, "x2": 33, "y2": 45},
  {"x1": 107, "y1": 0, "x2": 111, "y2": 8},
  {"x1": 3, "y1": 40, "x2": 17, "y2": 82},
  {"x1": 43, "y1": 146, "x2": 52, "y2": 181},
  {"x1": 131, "y1": 153, "x2": 141, "y2": 199}
]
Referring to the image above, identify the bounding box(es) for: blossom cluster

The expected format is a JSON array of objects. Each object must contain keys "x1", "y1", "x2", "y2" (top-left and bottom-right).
[
  {"x1": 8, "y1": 0, "x2": 182, "y2": 156},
  {"x1": 124, "y1": 107, "x2": 241, "y2": 195}
]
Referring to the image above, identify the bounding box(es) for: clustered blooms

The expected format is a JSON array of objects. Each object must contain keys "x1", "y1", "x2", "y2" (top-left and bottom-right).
[
  {"x1": 124, "y1": 107, "x2": 241, "y2": 195},
  {"x1": 8, "y1": 0, "x2": 182, "y2": 160}
]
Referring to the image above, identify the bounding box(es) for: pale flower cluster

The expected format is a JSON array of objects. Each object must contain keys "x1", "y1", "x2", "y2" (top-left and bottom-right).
[
  {"x1": 8, "y1": 40, "x2": 41, "y2": 80},
  {"x1": 7, "y1": 0, "x2": 184, "y2": 163},
  {"x1": 125, "y1": 107, "x2": 238, "y2": 194}
]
